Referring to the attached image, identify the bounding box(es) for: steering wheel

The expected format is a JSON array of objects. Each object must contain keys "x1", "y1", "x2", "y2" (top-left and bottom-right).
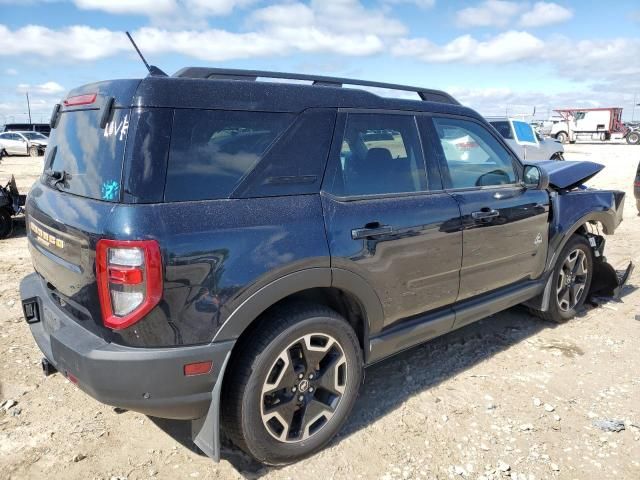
[{"x1": 475, "y1": 169, "x2": 511, "y2": 187}]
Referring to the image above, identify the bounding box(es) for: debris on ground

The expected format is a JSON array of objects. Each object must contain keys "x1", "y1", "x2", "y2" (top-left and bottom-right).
[{"x1": 593, "y1": 419, "x2": 626, "y2": 432}]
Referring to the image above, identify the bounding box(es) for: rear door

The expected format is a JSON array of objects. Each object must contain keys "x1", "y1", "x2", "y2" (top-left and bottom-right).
[
  {"x1": 424, "y1": 116, "x2": 549, "y2": 306},
  {"x1": 26, "y1": 81, "x2": 139, "y2": 338},
  {"x1": 322, "y1": 111, "x2": 462, "y2": 331}
]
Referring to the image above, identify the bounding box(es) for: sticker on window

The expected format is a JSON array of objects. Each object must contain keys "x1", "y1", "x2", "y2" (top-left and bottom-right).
[{"x1": 101, "y1": 180, "x2": 120, "y2": 201}]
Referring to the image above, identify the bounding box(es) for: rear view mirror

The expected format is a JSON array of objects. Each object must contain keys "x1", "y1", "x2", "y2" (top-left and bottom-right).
[{"x1": 523, "y1": 164, "x2": 549, "y2": 190}]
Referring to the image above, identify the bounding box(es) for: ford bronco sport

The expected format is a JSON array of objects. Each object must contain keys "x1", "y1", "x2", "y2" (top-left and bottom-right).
[{"x1": 20, "y1": 67, "x2": 628, "y2": 465}]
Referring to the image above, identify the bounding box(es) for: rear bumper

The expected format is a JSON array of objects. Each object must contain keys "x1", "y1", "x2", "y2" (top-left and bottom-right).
[{"x1": 20, "y1": 272, "x2": 234, "y2": 420}]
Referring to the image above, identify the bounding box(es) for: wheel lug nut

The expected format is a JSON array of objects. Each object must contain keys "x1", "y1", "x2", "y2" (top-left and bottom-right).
[
  {"x1": 298, "y1": 373, "x2": 304, "y2": 380},
  {"x1": 298, "y1": 395, "x2": 304, "y2": 402},
  {"x1": 309, "y1": 373, "x2": 314, "y2": 380},
  {"x1": 291, "y1": 386, "x2": 297, "y2": 392},
  {"x1": 309, "y1": 387, "x2": 314, "y2": 393}
]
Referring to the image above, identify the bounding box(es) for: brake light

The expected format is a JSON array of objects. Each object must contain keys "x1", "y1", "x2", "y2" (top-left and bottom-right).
[
  {"x1": 96, "y1": 239, "x2": 162, "y2": 330},
  {"x1": 63, "y1": 93, "x2": 97, "y2": 107},
  {"x1": 635, "y1": 180, "x2": 640, "y2": 187}
]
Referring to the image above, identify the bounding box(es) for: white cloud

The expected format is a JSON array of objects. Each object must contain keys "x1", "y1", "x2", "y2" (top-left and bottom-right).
[
  {"x1": 518, "y1": 2, "x2": 573, "y2": 28},
  {"x1": 251, "y1": 1, "x2": 407, "y2": 38},
  {"x1": 5, "y1": 68, "x2": 18, "y2": 75},
  {"x1": 392, "y1": 30, "x2": 545, "y2": 63},
  {"x1": 383, "y1": 0, "x2": 436, "y2": 9},
  {"x1": 0, "y1": 24, "x2": 127, "y2": 61},
  {"x1": 456, "y1": 0, "x2": 524, "y2": 28},
  {"x1": 74, "y1": 0, "x2": 176, "y2": 14},
  {"x1": 185, "y1": 0, "x2": 257, "y2": 16},
  {"x1": 0, "y1": 2, "x2": 407, "y2": 61},
  {"x1": 17, "y1": 81, "x2": 66, "y2": 95},
  {"x1": 448, "y1": 85, "x2": 638, "y2": 120},
  {"x1": 456, "y1": 1, "x2": 573, "y2": 29},
  {"x1": 73, "y1": 0, "x2": 257, "y2": 16}
]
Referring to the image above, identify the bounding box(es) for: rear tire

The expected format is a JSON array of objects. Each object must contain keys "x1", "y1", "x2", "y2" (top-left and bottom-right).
[
  {"x1": 555, "y1": 131, "x2": 568, "y2": 144},
  {"x1": 0, "y1": 208, "x2": 13, "y2": 239},
  {"x1": 531, "y1": 235, "x2": 593, "y2": 323},
  {"x1": 29, "y1": 146, "x2": 39, "y2": 157},
  {"x1": 221, "y1": 304, "x2": 363, "y2": 465}
]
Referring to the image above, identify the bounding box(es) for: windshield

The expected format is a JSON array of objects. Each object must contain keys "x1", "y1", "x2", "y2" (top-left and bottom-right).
[
  {"x1": 45, "y1": 108, "x2": 129, "y2": 202},
  {"x1": 22, "y1": 132, "x2": 47, "y2": 140}
]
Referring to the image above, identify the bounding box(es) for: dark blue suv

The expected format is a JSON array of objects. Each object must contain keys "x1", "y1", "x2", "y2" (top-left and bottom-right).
[{"x1": 20, "y1": 68, "x2": 626, "y2": 465}]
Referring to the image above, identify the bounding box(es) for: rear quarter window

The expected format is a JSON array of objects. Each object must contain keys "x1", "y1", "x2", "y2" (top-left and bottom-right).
[{"x1": 164, "y1": 109, "x2": 294, "y2": 202}]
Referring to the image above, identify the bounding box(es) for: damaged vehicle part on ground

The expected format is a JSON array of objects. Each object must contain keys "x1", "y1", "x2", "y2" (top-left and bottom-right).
[
  {"x1": 0, "y1": 175, "x2": 26, "y2": 239},
  {"x1": 19, "y1": 68, "x2": 631, "y2": 465}
]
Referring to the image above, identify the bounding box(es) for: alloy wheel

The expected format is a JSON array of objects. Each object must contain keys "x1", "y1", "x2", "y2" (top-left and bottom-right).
[
  {"x1": 556, "y1": 248, "x2": 588, "y2": 312},
  {"x1": 260, "y1": 333, "x2": 347, "y2": 443}
]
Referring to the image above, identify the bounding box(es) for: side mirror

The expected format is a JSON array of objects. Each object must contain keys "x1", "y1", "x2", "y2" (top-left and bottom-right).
[{"x1": 523, "y1": 164, "x2": 549, "y2": 190}]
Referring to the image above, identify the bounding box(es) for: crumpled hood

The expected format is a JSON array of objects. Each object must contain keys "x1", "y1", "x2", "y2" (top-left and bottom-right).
[{"x1": 536, "y1": 160, "x2": 604, "y2": 190}]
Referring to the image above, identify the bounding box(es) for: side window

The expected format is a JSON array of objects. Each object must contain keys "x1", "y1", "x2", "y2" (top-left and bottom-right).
[
  {"x1": 165, "y1": 109, "x2": 294, "y2": 202},
  {"x1": 433, "y1": 117, "x2": 517, "y2": 189},
  {"x1": 332, "y1": 114, "x2": 427, "y2": 196}
]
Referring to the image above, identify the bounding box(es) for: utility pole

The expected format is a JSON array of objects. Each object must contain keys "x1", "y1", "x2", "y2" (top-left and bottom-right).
[{"x1": 26, "y1": 92, "x2": 32, "y2": 124}]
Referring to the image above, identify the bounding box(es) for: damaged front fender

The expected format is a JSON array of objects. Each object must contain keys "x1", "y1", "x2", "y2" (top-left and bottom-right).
[{"x1": 526, "y1": 160, "x2": 630, "y2": 312}]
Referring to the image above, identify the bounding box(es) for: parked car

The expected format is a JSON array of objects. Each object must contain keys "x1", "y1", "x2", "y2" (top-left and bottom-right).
[
  {"x1": 487, "y1": 117, "x2": 564, "y2": 161},
  {"x1": 1, "y1": 122, "x2": 51, "y2": 136},
  {"x1": 20, "y1": 68, "x2": 627, "y2": 465},
  {"x1": 0, "y1": 131, "x2": 48, "y2": 156}
]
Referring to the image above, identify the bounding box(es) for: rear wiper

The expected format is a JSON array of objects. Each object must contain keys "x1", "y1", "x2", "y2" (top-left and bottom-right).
[{"x1": 44, "y1": 169, "x2": 71, "y2": 189}]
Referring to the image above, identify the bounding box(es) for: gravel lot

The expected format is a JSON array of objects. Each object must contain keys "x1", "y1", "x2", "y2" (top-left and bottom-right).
[{"x1": 0, "y1": 144, "x2": 638, "y2": 480}]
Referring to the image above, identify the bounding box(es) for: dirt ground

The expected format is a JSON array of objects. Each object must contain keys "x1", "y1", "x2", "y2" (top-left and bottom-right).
[{"x1": 0, "y1": 144, "x2": 639, "y2": 480}]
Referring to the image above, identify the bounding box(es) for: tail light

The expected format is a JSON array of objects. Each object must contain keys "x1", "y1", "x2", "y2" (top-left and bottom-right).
[{"x1": 96, "y1": 239, "x2": 162, "y2": 330}]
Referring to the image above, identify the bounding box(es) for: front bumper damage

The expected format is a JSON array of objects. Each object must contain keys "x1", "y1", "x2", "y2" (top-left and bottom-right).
[{"x1": 587, "y1": 233, "x2": 634, "y2": 301}]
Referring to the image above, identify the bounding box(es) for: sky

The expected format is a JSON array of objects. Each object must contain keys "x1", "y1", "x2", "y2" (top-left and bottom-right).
[{"x1": 1, "y1": 0, "x2": 639, "y2": 124}]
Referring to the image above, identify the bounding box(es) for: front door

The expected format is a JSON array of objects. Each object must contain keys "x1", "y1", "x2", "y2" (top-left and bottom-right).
[
  {"x1": 426, "y1": 116, "x2": 550, "y2": 303},
  {"x1": 322, "y1": 111, "x2": 462, "y2": 330}
]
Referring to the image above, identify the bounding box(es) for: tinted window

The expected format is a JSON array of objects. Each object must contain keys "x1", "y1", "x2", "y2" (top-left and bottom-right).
[
  {"x1": 433, "y1": 117, "x2": 516, "y2": 189},
  {"x1": 489, "y1": 121, "x2": 513, "y2": 139},
  {"x1": 331, "y1": 114, "x2": 427, "y2": 196},
  {"x1": 165, "y1": 109, "x2": 293, "y2": 202},
  {"x1": 47, "y1": 108, "x2": 130, "y2": 201}
]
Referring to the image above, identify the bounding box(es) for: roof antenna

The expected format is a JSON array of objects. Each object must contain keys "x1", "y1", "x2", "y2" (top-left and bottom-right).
[{"x1": 125, "y1": 31, "x2": 167, "y2": 77}]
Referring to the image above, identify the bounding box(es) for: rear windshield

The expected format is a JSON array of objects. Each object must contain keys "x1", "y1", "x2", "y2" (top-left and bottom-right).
[
  {"x1": 46, "y1": 108, "x2": 129, "y2": 202},
  {"x1": 164, "y1": 109, "x2": 294, "y2": 202}
]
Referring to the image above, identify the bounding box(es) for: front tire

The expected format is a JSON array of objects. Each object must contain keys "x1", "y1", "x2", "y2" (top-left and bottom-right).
[
  {"x1": 533, "y1": 235, "x2": 593, "y2": 323},
  {"x1": 221, "y1": 304, "x2": 363, "y2": 465},
  {"x1": 29, "y1": 146, "x2": 39, "y2": 157}
]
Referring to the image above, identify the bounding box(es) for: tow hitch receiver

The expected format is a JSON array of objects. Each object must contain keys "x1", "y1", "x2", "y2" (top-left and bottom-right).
[{"x1": 587, "y1": 234, "x2": 634, "y2": 300}]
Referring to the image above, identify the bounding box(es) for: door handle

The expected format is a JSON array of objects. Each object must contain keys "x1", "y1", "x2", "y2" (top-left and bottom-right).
[
  {"x1": 351, "y1": 224, "x2": 393, "y2": 240},
  {"x1": 471, "y1": 208, "x2": 500, "y2": 220}
]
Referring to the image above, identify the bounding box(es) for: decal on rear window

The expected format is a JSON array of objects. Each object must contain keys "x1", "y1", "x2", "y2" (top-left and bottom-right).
[{"x1": 102, "y1": 180, "x2": 120, "y2": 201}]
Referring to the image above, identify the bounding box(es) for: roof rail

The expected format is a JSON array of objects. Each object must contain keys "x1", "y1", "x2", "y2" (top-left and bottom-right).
[{"x1": 173, "y1": 67, "x2": 460, "y2": 105}]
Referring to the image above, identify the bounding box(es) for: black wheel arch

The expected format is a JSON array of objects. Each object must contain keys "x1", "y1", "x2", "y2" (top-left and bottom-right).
[{"x1": 212, "y1": 267, "x2": 383, "y2": 364}]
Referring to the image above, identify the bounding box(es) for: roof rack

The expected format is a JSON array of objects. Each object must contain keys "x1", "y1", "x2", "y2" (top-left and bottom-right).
[{"x1": 173, "y1": 67, "x2": 460, "y2": 105}]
